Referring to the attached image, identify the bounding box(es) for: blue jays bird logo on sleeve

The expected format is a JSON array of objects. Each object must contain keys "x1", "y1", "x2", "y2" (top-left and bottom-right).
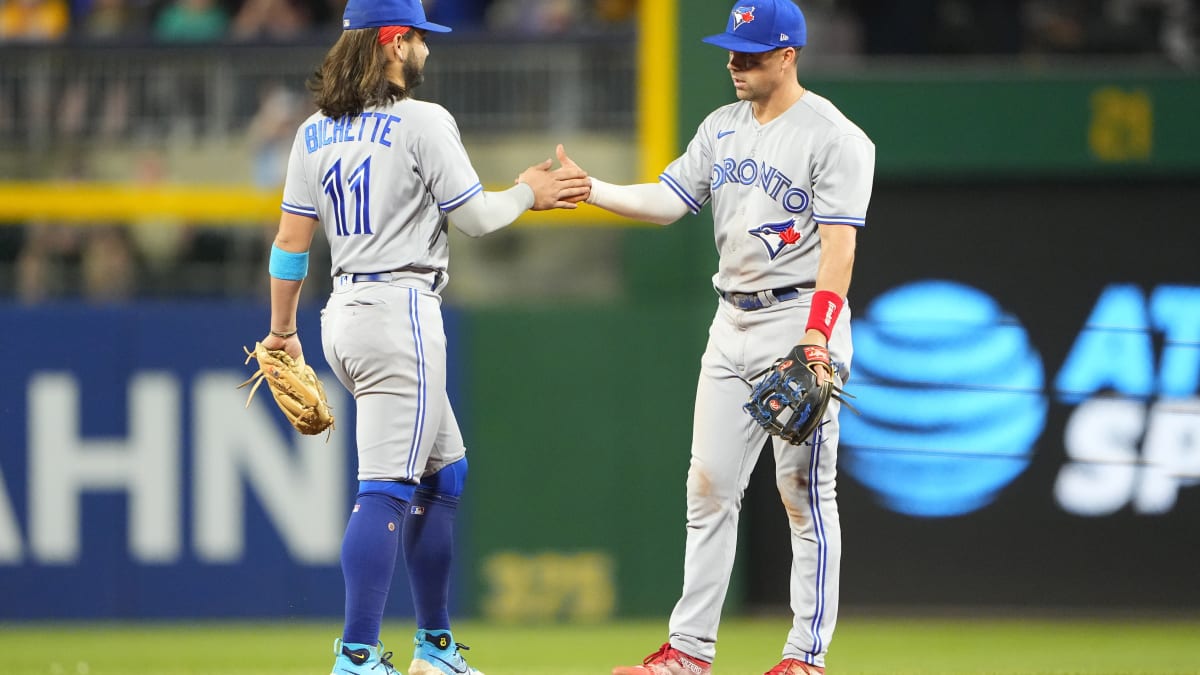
[
  {"x1": 749, "y1": 218, "x2": 803, "y2": 260},
  {"x1": 732, "y1": 7, "x2": 756, "y2": 28}
]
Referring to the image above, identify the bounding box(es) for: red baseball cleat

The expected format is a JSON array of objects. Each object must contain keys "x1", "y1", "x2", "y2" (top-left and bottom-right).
[
  {"x1": 612, "y1": 642, "x2": 712, "y2": 675},
  {"x1": 765, "y1": 658, "x2": 825, "y2": 674}
]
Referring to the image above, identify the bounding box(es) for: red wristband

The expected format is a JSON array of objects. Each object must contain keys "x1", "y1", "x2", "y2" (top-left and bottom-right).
[{"x1": 806, "y1": 290, "x2": 844, "y2": 340}]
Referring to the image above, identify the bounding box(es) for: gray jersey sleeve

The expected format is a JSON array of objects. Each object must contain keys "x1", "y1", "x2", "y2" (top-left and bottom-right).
[
  {"x1": 811, "y1": 134, "x2": 875, "y2": 227},
  {"x1": 448, "y1": 183, "x2": 534, "y2": 237},
  {"x1": 660, "y1": 114, "x2": 718, "y2": 214},
  {"x1": 585, "y1": 179, "x2": 690, "y2": 225},
  {"x1": 413, "y1": 105, "x2": 484, "y2": 213},
  {"x1": 281, "y1": 129, "x2": 317, "y2": 219}
]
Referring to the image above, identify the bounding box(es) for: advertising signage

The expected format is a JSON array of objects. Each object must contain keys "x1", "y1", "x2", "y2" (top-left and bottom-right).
[{"x1": 748, "y1": 179, "x2": 1200, "y2": 609}]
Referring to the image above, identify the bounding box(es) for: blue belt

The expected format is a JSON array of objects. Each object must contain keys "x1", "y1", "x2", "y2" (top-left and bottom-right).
[
  {"x1": 721, "y1": 287, "x2": 802, "y2": 311},
  {"x1": 349, "y1": 265, "x2": 443, "y2": 290},
  {"x1": 350, "y1": 272, "x2": 393, "y2": 283}
]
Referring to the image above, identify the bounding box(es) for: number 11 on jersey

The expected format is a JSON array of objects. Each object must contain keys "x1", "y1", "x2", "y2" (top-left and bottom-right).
[{"x1": 322, "y1": 156, "x2": 373, "y2": 236}]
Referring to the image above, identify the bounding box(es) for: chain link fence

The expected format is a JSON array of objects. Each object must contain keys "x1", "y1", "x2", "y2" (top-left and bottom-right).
[{"x1": 0, "y1": 36, "x2": 634, "y2": 154}]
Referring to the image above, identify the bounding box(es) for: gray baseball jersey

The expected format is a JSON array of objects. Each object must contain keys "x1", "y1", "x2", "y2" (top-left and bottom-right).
[
  {"x1": 661, "y1": 91, "x2": 873, "y2": 294},
  {"x1": 658, "y1": 92, "x2": 874, "y2": 669},
  {"x1": 282, "y1": 99, "x2": 483, "y2": 283},
  {"x1": 280, "y1": 99, "x2": 482, "y2": 483}
]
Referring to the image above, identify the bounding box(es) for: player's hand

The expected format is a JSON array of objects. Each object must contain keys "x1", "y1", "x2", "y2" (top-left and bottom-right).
[
  {"x1": 261, "y1": 332, "x2": 303, "y2": 362},
  {"x1": 801, "y1": 329, "x2": 831, "y2": 385},
  {"x1": 555, "y1": 144, "x2": 591, "y2": 205},
  {"x1": 517, "y1": 157, "x2": 590, "y2": 211}
]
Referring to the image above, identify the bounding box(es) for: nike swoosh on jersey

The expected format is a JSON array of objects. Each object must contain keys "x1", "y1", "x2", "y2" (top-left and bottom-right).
[{"x1": 717, "y1": 130, "x2": 736, "y2": 139}]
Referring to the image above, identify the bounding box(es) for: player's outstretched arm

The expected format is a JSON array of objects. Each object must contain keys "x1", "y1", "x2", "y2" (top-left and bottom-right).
[
  {"x1": 447, "y1": 158, "x2": 589, "y2": 237},
  {"x1": 556, "y1": 144, "x2": 690, "y2": 226}
]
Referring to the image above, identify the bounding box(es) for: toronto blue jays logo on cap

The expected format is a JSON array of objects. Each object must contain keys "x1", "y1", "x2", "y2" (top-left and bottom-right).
[
  {"x1": 749, "y1": 219, "x2": 802, "y2": 260},
  {"x1": 702, "y1": 0, "x2": 806, "y2": 52},
  {"x1": 732, "y1": 6, "x2": 756, "y2": 29}
]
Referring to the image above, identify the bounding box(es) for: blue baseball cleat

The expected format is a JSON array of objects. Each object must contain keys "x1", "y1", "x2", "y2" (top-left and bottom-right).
[
  {"x1": 408, "y1": 629, "x2": 484, "y2": 675},
  {"x1": 330, "y1": 638, "x2": 401, "y2": 675}
]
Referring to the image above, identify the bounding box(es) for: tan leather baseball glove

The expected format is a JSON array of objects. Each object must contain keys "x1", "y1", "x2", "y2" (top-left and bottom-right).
[{"x1": 239, "y1": 342, "x2": 335, "y2": 437}]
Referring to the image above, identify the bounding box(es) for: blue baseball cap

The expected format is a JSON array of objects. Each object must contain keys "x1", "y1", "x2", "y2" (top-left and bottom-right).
[
  {"x1": 342, "y1": 0, "x2": 452, "y2": 32},
  {"x1": 701, "y1": 0, "x2": 806, "y2": 53}
]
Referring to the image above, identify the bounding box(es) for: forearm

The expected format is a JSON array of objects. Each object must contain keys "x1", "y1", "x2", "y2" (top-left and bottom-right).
[
  {"x1": 270, "y1": 277, "x2": 305, "y2": 334},
  {"x1": 448, "y1": 183, "x2": 535, "y2": 237},
  {"x1": 804, "y1": 259, "x2": 852, "y2": 346},
  {"x1": 269, "y1": 211, "x2": 319, "y2": 334},
  {"x1": 586, "y1": 179, "x2": 690, "y2": 225},
  {"x1": 813, "y1": 245, "x2": 854, "y2": 298},
  {"x1": 805, "y1": 224, "x2": 857, "y2": 346}
]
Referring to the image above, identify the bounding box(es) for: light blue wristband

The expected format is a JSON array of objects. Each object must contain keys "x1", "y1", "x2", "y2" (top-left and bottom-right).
[{"x1": 268, "y1": 244, "x2": 309, "y2": 281}]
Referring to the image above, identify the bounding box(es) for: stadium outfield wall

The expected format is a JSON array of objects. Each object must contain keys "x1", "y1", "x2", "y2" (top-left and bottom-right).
[{"x1": 1, "y1": 56, "x2": 1198, "y2": 620}]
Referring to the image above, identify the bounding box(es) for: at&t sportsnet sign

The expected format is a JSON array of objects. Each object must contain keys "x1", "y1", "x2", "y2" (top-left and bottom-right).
[{"x1": 841, "y1": 281, "x2": 1199, "y2": 518}]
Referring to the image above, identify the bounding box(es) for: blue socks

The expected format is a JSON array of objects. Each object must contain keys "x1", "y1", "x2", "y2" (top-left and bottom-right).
[
  {"x1": 341, "y1": 459, "x2": 466, "y2": 644},
  {"x1": 403, "y1": 486, "x2": 460, "y2": 630},
  {"x1": 341, "y1": 492, "x2": 407, "y2": 646}
]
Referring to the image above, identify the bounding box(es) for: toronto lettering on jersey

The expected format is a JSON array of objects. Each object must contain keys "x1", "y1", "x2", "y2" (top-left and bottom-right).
[
  {"x1": 710, "y1": 157, "x2": 811, "y2": 213},
  {"x1": 304, "y1": 113, "x2": 404, "y2": 153}
]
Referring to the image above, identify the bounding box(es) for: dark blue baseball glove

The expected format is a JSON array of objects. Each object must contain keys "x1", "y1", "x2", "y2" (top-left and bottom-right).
[{"x1": 743, "y1": 344, "x2": 854, "y2": 445}]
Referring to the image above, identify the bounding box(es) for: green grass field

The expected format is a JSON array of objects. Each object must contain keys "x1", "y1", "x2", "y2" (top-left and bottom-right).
[{"x1": 2, "y1": 616, "x2": 1198, "y2": 675}]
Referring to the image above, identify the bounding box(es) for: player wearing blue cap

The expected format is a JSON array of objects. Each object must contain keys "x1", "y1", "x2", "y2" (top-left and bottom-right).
[
  {"x1": 256, "y1": 0, "x2": 589, "y2": 674},
  {"x1": 559, "y1": 1, "x2": 874, "y2": 673}
]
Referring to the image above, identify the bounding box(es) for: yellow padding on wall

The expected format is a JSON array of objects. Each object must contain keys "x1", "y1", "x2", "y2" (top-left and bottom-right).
[
  {"x1": 0, "y1": 182, "x2": 640, "y2": 227},
  {"x1": 0, "y1": 182, "x2": 280, "y2": 224}
]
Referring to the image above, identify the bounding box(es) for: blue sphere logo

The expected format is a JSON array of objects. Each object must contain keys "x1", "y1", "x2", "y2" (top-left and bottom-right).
[{"x1": 841, "y1": 281, "x2": 1048, "y2": 517}]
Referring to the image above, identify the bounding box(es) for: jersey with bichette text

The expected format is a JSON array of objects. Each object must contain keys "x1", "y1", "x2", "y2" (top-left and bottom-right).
[
  {"x1": 660, "y1": 92, "x2": 875, "y2": 294},
  {"x1": 280, "y1": 99, "x2": 483, "y2": 282}
]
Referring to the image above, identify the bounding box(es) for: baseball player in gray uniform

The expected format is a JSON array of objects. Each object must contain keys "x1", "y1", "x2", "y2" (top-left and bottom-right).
[
  {"x1": 256, "y1": 1, "x2": 588, "y2": 674},
  {"x1": 560, "y1": 1, "x2": 873, "y2": 673}
]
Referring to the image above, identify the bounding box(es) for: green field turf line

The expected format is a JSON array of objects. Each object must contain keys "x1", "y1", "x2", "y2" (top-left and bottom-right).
[{"x1": 1, "y1": 616, "x2": 1197, "y2": 675}]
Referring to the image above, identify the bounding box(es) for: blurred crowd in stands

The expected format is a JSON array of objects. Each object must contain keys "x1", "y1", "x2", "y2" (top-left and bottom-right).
[
  {"x1": 1, "y1": 0, "x2": 1197, "y2": 303},
  {"x1": 0, "y1": 0, "x2": 639, "y2": 41},
  {"x1": 0, "y1": 0, "x2": 1195, "y2": 62},
  {"x1": 850, "y1": 0, "x2": 1197, "y2": 65}
]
